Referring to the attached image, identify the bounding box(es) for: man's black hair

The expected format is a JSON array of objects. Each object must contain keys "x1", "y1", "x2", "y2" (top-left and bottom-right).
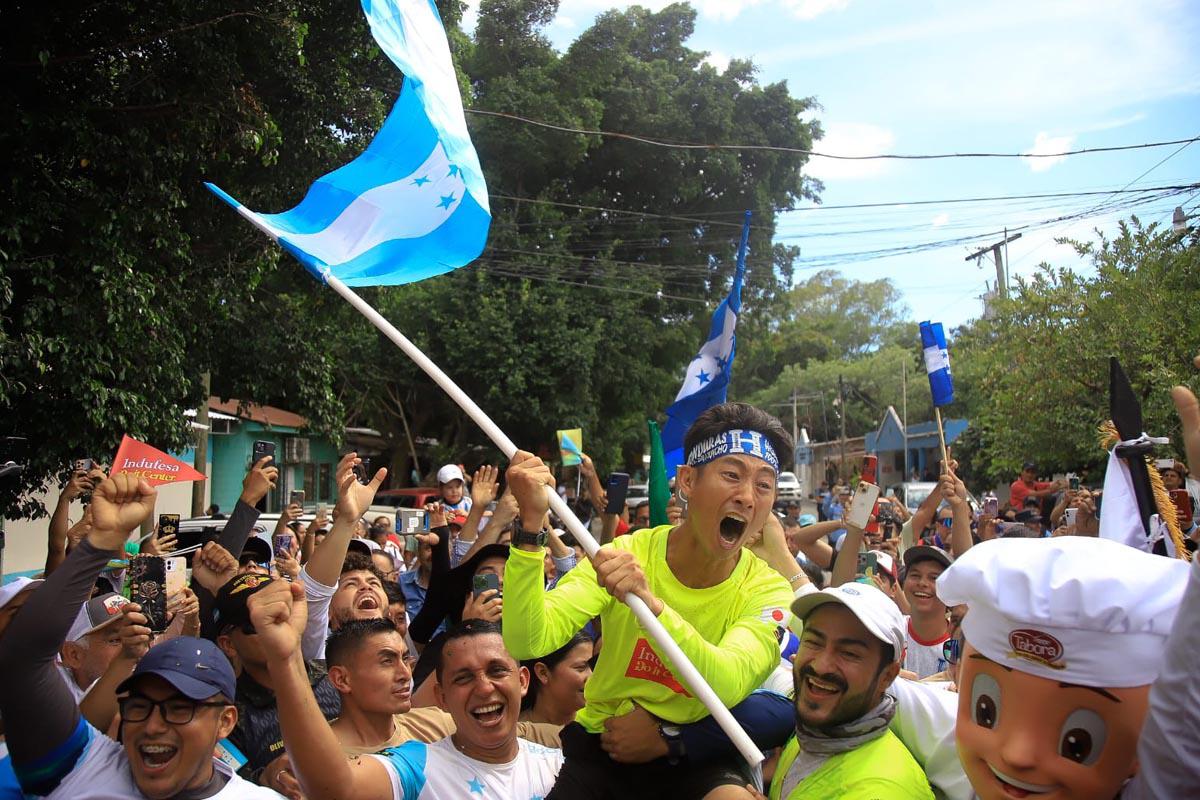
[
  {"x1": 682, "y1": 402, "x2": 793, "y2": 468},
  {"x1": 326, "y1": 618, "x2": 399, "y2": 670},
  {"x1": 876, "y1": 644, "x2": 895, "y2": 676},
  {"x1": 436, "y1": 618, "x2": 506, "y2": 682},
  {"x1": 633, "y1": 500, "x2": 650, "y2": 511},
  {"x1": 382, "y1": 580, "x2": 406, "y2": 606},
  {"x1": 341, "y1": 551, "x2": 387, "y2": 582},
  {"x1": 373, "y1": 549, "x2": 397, "y2": 569}
]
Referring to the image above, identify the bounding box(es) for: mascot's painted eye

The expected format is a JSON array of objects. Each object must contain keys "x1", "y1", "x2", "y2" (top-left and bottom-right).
[
  {"x1": 1058, "y1": 708, "x2": 1107, "y2": 766},
  {"x1": 970, "y1": 673, "x2": 1002, "y2": 729}
]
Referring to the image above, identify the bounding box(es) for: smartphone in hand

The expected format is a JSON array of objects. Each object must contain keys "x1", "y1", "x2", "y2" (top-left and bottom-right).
[
  {"x1": 856, "y1": 551, "x2": 879, "y2": 578},
  {"x1": 472, "y1": 572, "x2": 501, "y2": 599},
  {"x1": 289, "y1": 490, "x2": 305, "y2": 507},
  {"x1": 604, "y1": 473, "x2": 630, "y2": 515},
  {"x1": 845, "y1": 482, "x2": 881, "y2": 530},
  {"x1": 157, "y1": 514, "x2": 180, "y2": 540},
  {"x1": 128, "y1": 555, "x2": 168, "y2": 632},
  {"x1": 252, "y1": 440, "x2": 276, "y2": 468}
]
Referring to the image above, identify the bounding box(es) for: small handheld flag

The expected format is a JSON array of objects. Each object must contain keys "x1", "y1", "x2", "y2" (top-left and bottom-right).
[
  {"x1": 557, "y1": 428, "x2": 583, "y2": 467},
  {"x1": 919, "y1": 320, "x2": 954, "y2": 407},
  {"x1": 660, "y1": 211, "x2": 752, "y2": 476},
  {"x1": 110, "y1": 435, "x2": 206, "y2": 487},
  {"x1": 206, "y1": 0, "x2": 490, "y2": 286}
]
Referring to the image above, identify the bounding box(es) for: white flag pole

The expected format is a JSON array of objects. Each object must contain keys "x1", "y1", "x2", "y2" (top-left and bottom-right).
[
  {"x1": 215, "y1": 205, "x2": 765, "y2": 778},
  {"x1": 320, "y1": 270, "x2": 766, "y2": 776}
]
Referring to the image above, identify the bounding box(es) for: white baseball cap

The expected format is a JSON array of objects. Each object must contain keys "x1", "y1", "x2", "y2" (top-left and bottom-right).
[
  {"x1": 0, "y1": 577, "x2": 43, "y2": 610},
  {"x1": 937, "y1": 537, "x2": 1190, "y2": 686},
  {"x1": 868, "y1": 550, "x2": 897, "y2": 581},
  {"x1": 437, "y1": 464, "x2": 464, "y2": 484},
  {"x1": 790, "y1": 582, "x2": 905, "y2": 662}
]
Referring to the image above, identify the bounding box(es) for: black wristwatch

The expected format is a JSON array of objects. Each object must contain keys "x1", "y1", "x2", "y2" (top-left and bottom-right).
[
  {"x1": 513, "y1": 522, "x2": 547, "y2": 548},
  {"x1": 659, "y1": 723, "x2": 685, "y2": 764}
]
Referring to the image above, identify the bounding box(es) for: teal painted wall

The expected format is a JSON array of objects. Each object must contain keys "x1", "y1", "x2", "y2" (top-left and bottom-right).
[{"x1": 206, "y1": 423, "x2": 339, "y2": 514}]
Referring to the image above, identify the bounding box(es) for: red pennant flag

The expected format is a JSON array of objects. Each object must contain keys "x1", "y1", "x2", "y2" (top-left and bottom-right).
[{"x1": 110, "y1": 435, "x2": 206, "y2": 486}]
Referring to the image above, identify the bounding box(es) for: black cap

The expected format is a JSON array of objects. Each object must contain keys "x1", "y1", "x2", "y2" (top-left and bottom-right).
[
  {"x1": 1022, "y1": 461, "x2": 1037, "y2": 471},
  {"x1": 213, "y1": 573, "x2": 275, "y2": 633},
  {"x1": 240, "y1": 536, "x2": 272, "y2": 565},
  {"x1": 902, "y1": 545, "x2": 952, "y2": 571}
]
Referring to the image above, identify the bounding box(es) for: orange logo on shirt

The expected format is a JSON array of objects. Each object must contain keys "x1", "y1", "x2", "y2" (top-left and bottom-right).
[{"x1": 625, "y1": 638, "x2": 691, "y2": 696}]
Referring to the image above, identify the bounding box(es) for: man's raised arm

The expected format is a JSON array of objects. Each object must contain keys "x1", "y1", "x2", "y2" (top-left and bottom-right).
[{"x1": 0, "y1": 475, "x2": 155, "y2": 791}]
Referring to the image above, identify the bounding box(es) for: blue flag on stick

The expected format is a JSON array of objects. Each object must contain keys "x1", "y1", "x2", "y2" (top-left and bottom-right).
[
  {"x1": 660, "y1": 212, "x2": 752, "y2": 476},
  {"x1": 919, "y1": 320, "x2": 954, "y2": 406},
  {"x1": 206, "y1": 0, "x2": 490, "y2": 286}
]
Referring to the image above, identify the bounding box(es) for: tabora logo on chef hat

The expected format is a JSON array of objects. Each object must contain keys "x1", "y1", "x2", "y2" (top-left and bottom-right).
[{"x1": 1008, "y1": 628, "x2": 1066, "y2": 670}]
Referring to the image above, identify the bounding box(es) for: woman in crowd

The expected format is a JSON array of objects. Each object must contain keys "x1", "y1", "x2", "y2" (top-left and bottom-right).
[{"x1": 520, "y1": 631, "x2": 595, "y2": 727}]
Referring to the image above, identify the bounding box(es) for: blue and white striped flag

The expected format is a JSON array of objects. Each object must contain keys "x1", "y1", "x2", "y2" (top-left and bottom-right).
[
  {"x1": 206, "y1": 0, "x2": 490, "y2": 286},
  {"x1": 660, "y1": 213, "x2": 751, "y2": 476},
  {"x1": 919, "y1": 320, "x2": 954, "y2": 406}
]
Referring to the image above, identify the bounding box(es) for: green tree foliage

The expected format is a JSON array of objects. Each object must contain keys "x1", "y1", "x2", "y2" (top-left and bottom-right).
[
  {"x1": 749, "y1": 344, "x2": 933, "y2": 445},
  {"x1": 0, "y1": 0, "x2": 393, "y2": 515},
  {"x1": 742, "y1": 271, "x2": 921, "y2": 443},
  {"x1": 951, "y1": 219, "x2": 1200, "y2": 485},
  {"x1": 1, "y1": 0, "x2": 823, "y2": 512},
  {"x1": 360, "y1": 1, "x2": 823, "y2": 473},
  {"x1": 734, "y1": 269, "x2": 910, "y2": 396}
]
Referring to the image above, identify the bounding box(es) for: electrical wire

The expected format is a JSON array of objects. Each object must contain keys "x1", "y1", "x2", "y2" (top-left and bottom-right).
[{"x1": 468, "y1": 108, "x2": 1200, "y2": 161}]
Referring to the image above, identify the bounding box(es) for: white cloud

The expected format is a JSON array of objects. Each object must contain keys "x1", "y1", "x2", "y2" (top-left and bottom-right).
[
  {"x1": 782, "y1": 0, "x2": 851, "y2": 20},
  {"x1": 554, "y1": 0, "x2": 763, "y2": 23},
  {"x1": 804, "y1": 121, "x2": 895, "y2": 181},
  {"x1": 1022, "y1": 132, "x2": 1076, "y2": 173},
  {"x1": 931, "y1": 213, "x2": 950, "y2": 227},
  {"x1": 695, "y1": 0, "x2": 763, "y2": 21},
  {"x1": 757, "y1": 0, "x2": 1200, "y2": 120},
  {"x1": 703, "y1": 50, "x2": 732, "y2": 72}
]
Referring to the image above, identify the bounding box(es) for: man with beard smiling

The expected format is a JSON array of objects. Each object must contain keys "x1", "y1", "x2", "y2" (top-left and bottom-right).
[
  {"x1": 251, "y1": 572, "x2": 563, "y2": 800},
  {"x1": 502, "y1": 403, "x2": 798, "y2": 798},
  {"x1": 0, "y1": 473, "x2": 280, "y2": 799},
  {"x1": 770, "y1": 583, "x2": 934, "y2": 799}
]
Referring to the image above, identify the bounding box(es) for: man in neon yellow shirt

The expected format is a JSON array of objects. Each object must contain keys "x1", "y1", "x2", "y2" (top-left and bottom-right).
[
  {"x1": 768, "y1": 583, "x2": 934, "y2": 799},
  {"x1": 503, "y1": 402, "x2": 799, "y2": 799}
]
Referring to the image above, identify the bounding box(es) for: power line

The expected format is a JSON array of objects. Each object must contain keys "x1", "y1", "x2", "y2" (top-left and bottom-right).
[
  {"x1": 488, "y1": 183, "x2": 1200, "y2": 232},
  {"x1": 468, "y1": 108, "x2": 1200, "y2": 161}
]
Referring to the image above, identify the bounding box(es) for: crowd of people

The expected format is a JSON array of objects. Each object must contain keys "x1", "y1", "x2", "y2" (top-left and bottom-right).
[{"x1": 0, "y1": 375, "x2": 1198, "y2": 799}]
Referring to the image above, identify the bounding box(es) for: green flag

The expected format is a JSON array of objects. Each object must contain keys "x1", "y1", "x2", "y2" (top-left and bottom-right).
[{"x1": 648, "y1": 419, "x2": 671, "y2": 526}]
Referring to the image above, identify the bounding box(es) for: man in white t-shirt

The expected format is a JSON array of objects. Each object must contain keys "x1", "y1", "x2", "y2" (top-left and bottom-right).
[
  {"x1": 299, "y1": 452, "x2": 391, "y2": 661},
  {"x1": 0, "y1": 473, "x2": 280, "y2": 799},
  {"x1": 899, "y1": 546, "x2": 952, "y2": 679},
  {"x1": 250, "y1": 576, "x2": 563, "y2": 800}
]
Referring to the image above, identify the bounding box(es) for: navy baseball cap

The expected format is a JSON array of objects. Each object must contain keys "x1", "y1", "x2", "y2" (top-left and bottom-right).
[{"x1": 116, "y1": 636, "x2": 236, "y2": 701}]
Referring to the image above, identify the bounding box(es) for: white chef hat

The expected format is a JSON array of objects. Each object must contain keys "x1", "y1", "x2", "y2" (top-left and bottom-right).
[{"x1": 937, "y1": 537, "x2": 1189, "y2": 687}]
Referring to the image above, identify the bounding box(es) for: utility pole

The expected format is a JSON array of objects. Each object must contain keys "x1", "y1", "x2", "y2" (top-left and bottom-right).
[
  {"x1": 966, "y1": 230, "x2": 1022, "y2": 299},
  {"x1": 192, "y1": 371, "x2": 210, "y2": 517},
  {"x1": 790, "y1": 388, "x2": 798, "y2": 467},
  {"x1": 838, "y1": 374, "x2": 847, "y2": 481},
  {"x1": 901, "y1": 358, "x2": 909, "y2": 481}
]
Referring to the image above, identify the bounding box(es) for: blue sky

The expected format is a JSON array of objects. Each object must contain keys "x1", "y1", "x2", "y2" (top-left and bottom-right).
[{"x1": 462, "y1": 0, "x2": 1200, "y2": 327}]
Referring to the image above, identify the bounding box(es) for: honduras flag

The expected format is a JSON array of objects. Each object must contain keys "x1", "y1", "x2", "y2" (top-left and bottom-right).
[
  {"x1": 206, "y1": 0, "x2": 490, "y2": 286},
  {"x1": 660, "y1": 213, "x2": 751, "y2": 476},
  {"x1": 919, "y1": 320, "x2": 954, "y2": 406}
]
